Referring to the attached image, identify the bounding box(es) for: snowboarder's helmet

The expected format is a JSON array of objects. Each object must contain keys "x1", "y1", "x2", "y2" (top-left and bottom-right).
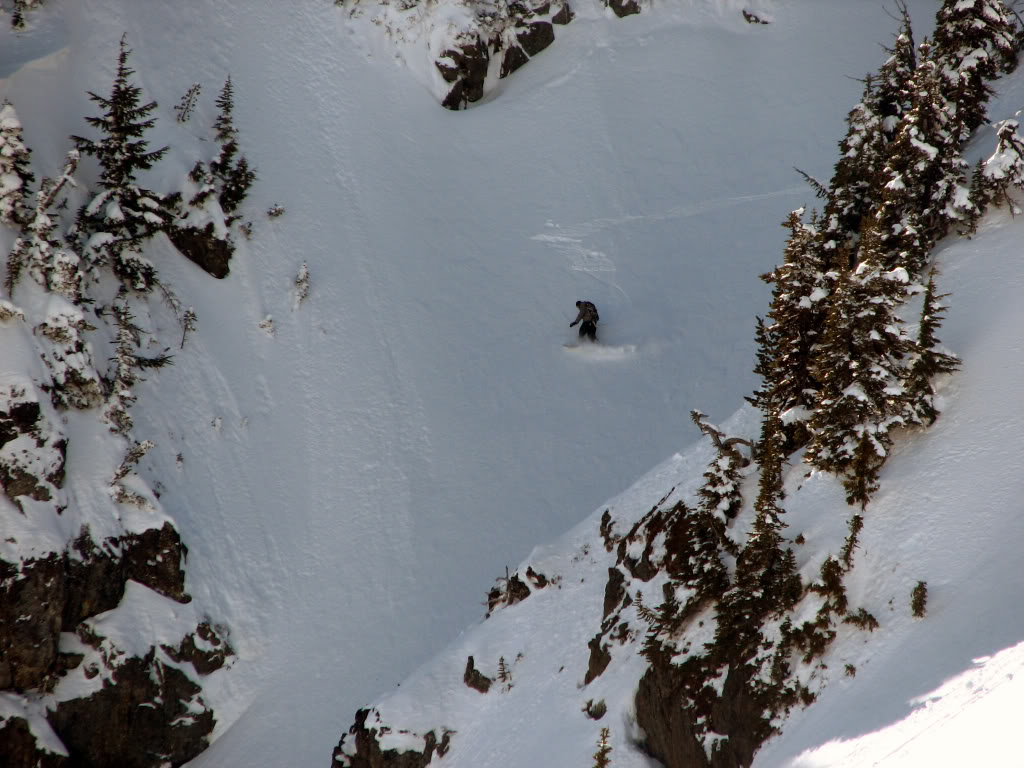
[{"x1": 576, "y1": 301, "x2": 581, "y2": 307}]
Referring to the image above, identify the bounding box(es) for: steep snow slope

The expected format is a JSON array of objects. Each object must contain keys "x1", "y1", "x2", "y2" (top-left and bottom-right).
[
  {"x1": 0, "y1": 0, "x2": 961, "y2": 765},
  {"x1": 332, "y1": 197, "x2": 1024, "y2": 767},
  {"x1": 326, "y1": 61, "x2": 1024, "y2": 768}
]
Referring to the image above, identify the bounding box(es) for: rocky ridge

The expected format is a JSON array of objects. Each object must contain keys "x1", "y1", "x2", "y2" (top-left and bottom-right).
[{"x1": 337, "y1": 0, "x2": 651, "y2": 109}]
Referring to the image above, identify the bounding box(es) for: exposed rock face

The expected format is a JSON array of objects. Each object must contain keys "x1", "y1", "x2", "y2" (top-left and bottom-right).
[
  {"x1": 433, "y1": 1, "x2": 572, "y2": 110},
  {"x1": 606, "y1": 0, "x2": 642, "y2": 17},
  {"x1": 0, "y1": 717, "x2": 68, "y2": 768},
  {"x1": 591, "y1": 481, "x2": 797, "y2": 768},
  {"x1": 0, "y1": 386, "x2": 66, "y2": 510},
  {"x1": 484, "y1": 566, "x2": 549, "y2": 617},
  {"x1": 169, "y1": 224, "x2": 234, "y2": 278},
  {"x1": 164, "y1": 622, "x2": 233, "y2": 676},
  {"x1": 61, "y1": 522, "x2": 189, "y2": 633},
  {"x1": 122, "y1": 523, "x2": 190, "y2": 602},
  {"x1": 438, "y1": 38, "x2": 492, "y2": 110},
  {"x1": 0, "y1": 553, "x2": 64, "y2": 691},
  {"x1": 634, "y1": 658, "x2": 767, "y2": 768},
  {"x1": 0, "y1": 523, "x2": 226, "y2": 765},
  {"x1": 332, "y1": 709, "x2": 451, "y2": 768},
  {"x1": 463, "y1": 655, "x2": 493, "y2": 693},
  {"x1": 0, "y1": 380, "x2": 230, "y2": 767},
  {"x1": 48, "y1": 649, "x2": 215, "y2": 768}
]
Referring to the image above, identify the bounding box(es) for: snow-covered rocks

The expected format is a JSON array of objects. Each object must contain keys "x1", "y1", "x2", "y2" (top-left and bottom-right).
[{"x1": 339, "y1": 0, "x2": 574, "y2": 109}]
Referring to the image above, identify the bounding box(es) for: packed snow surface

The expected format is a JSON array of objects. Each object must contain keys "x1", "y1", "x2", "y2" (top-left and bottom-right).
[{"x1": 5, "y1": 0, "x2": 1023, "y2": 766}]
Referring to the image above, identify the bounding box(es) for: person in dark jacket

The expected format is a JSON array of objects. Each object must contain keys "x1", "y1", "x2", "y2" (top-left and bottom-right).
[{"x1": 570, "y1": 300, "x2": 599, "y2": 342}]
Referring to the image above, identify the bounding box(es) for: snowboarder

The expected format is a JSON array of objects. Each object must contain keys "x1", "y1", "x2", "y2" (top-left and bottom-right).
[{"x1": 569, "y1": 300, "x2": 599, "y2": 342}]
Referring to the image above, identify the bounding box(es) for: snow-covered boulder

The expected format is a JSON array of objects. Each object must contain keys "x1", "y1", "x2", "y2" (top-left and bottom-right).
[{"x1": 340, "y1": 0, "x2": 573, "y2": 109}]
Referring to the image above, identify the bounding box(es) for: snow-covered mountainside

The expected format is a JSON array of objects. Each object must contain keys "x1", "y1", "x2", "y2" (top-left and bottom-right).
[{"x1": 2, "y1": 0, "x2": 1023, "y2": 766}]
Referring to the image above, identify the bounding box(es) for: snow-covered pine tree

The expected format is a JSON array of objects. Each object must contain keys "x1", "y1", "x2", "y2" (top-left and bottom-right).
[
  {"x1": 187, "y1": 160, "x2": 216, "y2": 210},
  {"x1": 0, "y1": 100, "x2": 35, "y2": 227},
  {"x1": 105, "y1": 291, "x2": 143, "y2": 434},
  {"x1": 209, "y1": 76, "x2": 256, "y2": 224},
  {"x1": 903, "y1": 270, "x2": 960, "y2": 426},
  {"x1": 932, "y1": 0, "x2": 1021, "y2": 142},
  {"x1": 6, "y1": 150, "x2": 104, "y2": 409},
  {"x1": 26, "y1": 151, "x2": 84, "y2": 301},
  {"x1": 104, "y1": 288, "x2": 173, "y2": 434},
  {"x1": 9, "y1": 0, "x2": 44, "y2": 28},
  {"x1": 7, "y1": 150, "x2": 82, "y2": 301},
  {"x1": 822, "y1": 9, "x2": 917, "y2": 265},
  {"x1": 691, "y1": 409, "x2": 747, "y2": 523},
  {"x1": 71, "y1": 36, "x2": 177, "y2": 293},
  {"x1": 874, "y1": 44, "x2": 970, "y2": 275},
  {"x1": 805, "y1": 218, "x2": 914, "y2": 507},
  {"x1": 964, "y1": 157, "x2": 993, "y2": 232},
  {"x1": 496, "y1": 656, "x2": 512, "y2": 690},
  {"x1": 872, "y1": 1, "x2": 918, "y2": 124},
  {"x1": 821, "y1": 81, "x2": 886, "y2": 264},
  {"x1": 688, "y1": 471, "x2": 734, "y2": 597},
  {"x1": 978, "y1": 119, "x2": 1024, "y2": 211},
  {"x1": 713, "y1": 411, "x2": 800, "y2": 653},
  {"x1": 34, "y1": 297, "x2": 105, "y2": 410},
  {"x1": 750, "y1": 208, "x2": 828, "y2": 452}
]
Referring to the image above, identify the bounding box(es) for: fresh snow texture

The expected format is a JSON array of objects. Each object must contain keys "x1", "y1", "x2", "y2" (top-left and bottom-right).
[{"x1": 7, "y1": 1, "x2": 1022, "y2": 767}]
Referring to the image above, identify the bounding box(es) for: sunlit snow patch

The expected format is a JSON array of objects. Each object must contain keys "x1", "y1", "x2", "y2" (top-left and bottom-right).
[{"x1": 789, "y1": 639, "x2": 1024, "y2": 767}]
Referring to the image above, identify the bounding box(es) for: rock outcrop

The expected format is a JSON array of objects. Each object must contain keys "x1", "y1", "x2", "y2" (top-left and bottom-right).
[
  {"x1": 0, "y1": 381, "x2": 232, "y2": 767},
  {"x1": 437, "y1": 1, "x2": 572, "y2": 110},
  {"x1": 606, "y1": 0, "x2": 642, "y2": 17},
  {"x1": 332, "y1": 708, "x2": 451, "y2": 768},
  {"x1": 169, "y1": 224, "x2": 234, "y2": 279}
]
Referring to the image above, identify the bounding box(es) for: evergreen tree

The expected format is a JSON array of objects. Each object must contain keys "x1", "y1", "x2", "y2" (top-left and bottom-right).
[
  {"x1": 104, "y1": 288, "x2": 173, "y2": 434},
  {"x1": 822, "y1": 7, "x2": 917, "y2": 266},
  {"x1": 713, "y1": 413, "x2": 801, "y2": 660},
  {"x1": 806, "y1": 220, "x2": 913, "y2": 507},
  {"x1": 874, "y1": 45, "x2": 970, "y2": 275},
  {"x1": 978, "y1": 119, "x2": 1024, "y2": 211},
  {"x1": 750, "y1": 209, "x2": 828, "y2": 451},
  {"x1": 72, "y1": 36, "x2": 176, "y2": 292},
  {"x1": 932, "y1": 0, "x2": 1020, "y2": 141},
  {"x1": 592, "y1": 727, "x2": 612, "y2": 768},
  {"x1": 840, "y1": 20, "x2": 916, "y2": 241},
  {"x1": 7, "y1": 150, "x2": 81, "y2": 301},
  {"x1": 220, "y1": 155, "x2": 255, "y2": 221},
  {"x1": 903, "y1": 270, "x2": 960, "y2": 426},
  {"x1": 821, "y1": 81, "x2": 885, "y2": 264},
  {"x1": 0, "y1": 100, "x2": 35, "y2": 227},
  {"x1": 35, "y1": 301, "x2": 105, "y2": 410},
  {"x1": 964, "y1": 157, "x2": 993, "y2": 233},
  {"x1": 187, "y1": 160, "x2": 216, "y2": 209},
  {"x1": 10, "y1": 0, "x2": 44, "y2": 29},
  {"x1": 209, "y1": 76, "x2": 256, "y2": 223},
  {"x1": 873, "y1": 2, "x2": 918, "y2": 126},
  {"x1": 174, "y1": 83, "x2": 202, "y2": 123},
  {"x1": 691, "y1": 410, "x2": 750, "y2": 521},
  {"x1": 106, "y1": 291, "x2": 143, "y2": 434}
]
